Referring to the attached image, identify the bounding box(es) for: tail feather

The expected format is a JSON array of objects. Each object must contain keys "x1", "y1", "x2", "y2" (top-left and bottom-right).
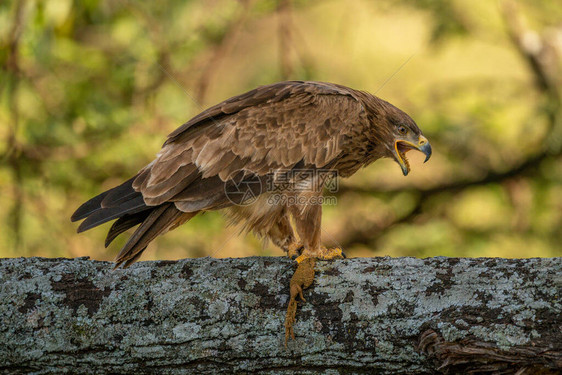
[
  {"x1": 77, "y1": 195, "x2": 147, "y2": 233},
  {"x1": 114, "y1": 203, "x2": 184, "y2": 268},
  {"x1": 72, "y1": 177, "x2": 137, "y2": 222},
  {"x1": 119, "y1": 248, "x2": 147, "y2": 269},
  {"x1": 105, "y1": 211, "x2": 152, "y2": 247},
  {"x1": 100, "y1": 177, "x2": 137, "y2": 207},
  {"x1": 71, "y1": 190, "x2": 112, "y2": 222},
  {"x1": 73, "y1": 175, "x2": 198, "y2": 269}
]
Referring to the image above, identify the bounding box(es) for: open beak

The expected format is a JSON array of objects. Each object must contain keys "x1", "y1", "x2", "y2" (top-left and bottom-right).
[{"x1": 393, "y1": 135, "x2": 432, "y2": 176}]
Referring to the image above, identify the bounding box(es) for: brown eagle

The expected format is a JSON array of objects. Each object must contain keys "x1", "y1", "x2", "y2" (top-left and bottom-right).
[{"x1": 72, "y1": 81, "x2": 431, "y2": 268}]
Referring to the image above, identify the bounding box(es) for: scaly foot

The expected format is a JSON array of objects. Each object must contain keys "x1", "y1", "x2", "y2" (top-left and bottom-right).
[
  {"x1": 285, "y1": 242, "x2": 304, "y2": 260},
  {"x1": 294, "y1": 246, "x2": 346, "y2": 263},
  {"x1": 284, "y1": 257, "x2": 316, "y2": 346}
]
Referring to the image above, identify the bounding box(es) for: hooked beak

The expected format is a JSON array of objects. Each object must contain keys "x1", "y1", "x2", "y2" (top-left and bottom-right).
[{"x1": 393, "y1": 135, "x2": 432, "y2": 176}]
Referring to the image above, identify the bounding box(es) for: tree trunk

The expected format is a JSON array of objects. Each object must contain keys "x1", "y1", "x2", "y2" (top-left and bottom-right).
[{"x1": 0, "y1": 256, "x2": 560, "y2": 374}]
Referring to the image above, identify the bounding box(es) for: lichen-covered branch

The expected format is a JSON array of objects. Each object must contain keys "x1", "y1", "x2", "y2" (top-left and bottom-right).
[{"x1": 0, "y1": 256, "x2": 560, "y2": 374}]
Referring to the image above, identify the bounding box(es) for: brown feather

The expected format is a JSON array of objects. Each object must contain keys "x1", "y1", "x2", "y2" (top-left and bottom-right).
[
  {"x1": 143, "y1": 166, "x2": 200, "y2": 205},
  {"x1": 114, "y1": 204, "x2": 182, "y2": 267},
  {"x1": 105, "y1": 210, "x2": 151, "y2": 247}
]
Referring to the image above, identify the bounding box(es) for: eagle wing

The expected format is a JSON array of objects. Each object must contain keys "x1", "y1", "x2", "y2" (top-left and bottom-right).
[
  {"x1": 136, "y1": 81, "x2": 368, "y2": 210},
  {"x1": 71, "y1": 81, "x2": 370, "y2": 267}
]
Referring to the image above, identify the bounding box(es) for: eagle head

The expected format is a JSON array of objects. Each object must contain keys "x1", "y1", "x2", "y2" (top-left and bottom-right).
[
  {"x1": 378, "y1": 102, "x2": 432, "y2": 176},
  {"x1": 391, "y1": 125, "x2": 432, "y2": 176}
]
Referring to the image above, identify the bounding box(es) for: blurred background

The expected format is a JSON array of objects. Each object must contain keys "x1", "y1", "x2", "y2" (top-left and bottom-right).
[{"x1": 1, "y1": 0, "x2": 561, "y2": 262}]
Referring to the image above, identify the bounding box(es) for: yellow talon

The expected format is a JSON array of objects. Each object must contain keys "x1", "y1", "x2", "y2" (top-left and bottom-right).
[
  {"x1": 294, "y1": 247, "x2": 345, "y2": 263},
  {"x1": 321, "y1": 247, "x2": 345, "y2": 260},
  {"x1": 286, "y1": 242, "x2": 303, "y2": 259}
]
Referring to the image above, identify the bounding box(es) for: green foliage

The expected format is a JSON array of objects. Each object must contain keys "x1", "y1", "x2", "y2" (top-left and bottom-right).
[{"x1": 1, "y1": 0, "x2": 561, "y2": 261}]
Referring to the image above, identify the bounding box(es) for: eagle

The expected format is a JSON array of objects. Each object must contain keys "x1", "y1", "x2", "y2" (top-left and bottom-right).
[{"x1": 72, "y1": 81, "x2": 431, "y2": 268}]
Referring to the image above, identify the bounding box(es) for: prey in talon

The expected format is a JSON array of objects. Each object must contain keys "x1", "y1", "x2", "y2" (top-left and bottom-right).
[{"x1": 71, "y1": 81, "x2": 431, "y2": 343}]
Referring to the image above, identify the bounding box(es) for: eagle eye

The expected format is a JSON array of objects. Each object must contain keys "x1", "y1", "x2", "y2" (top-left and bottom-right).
[{"x1": 398, "y1": 125, "x2": 408, "y2": 135}]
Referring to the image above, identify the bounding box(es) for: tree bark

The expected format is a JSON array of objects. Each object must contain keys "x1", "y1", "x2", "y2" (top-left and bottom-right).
[{"x1": 0, "y1": 256, "x2": 560, "y2": 374}]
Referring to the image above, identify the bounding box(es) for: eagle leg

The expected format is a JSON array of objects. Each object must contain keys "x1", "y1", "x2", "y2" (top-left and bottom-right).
[
  {"x1": 289, "y1": 200, "x2": 345, "y2": 262},
  {"x1": 265, "y1": 209, "x2": 303, "y2": 259}
]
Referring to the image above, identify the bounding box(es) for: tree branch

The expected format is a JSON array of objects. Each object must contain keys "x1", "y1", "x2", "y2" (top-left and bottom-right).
[{"x1": 1, "y1": 256, "x2": 560, "y2": 374}]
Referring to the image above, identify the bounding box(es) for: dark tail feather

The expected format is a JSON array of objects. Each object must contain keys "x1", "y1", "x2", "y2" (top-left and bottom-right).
[
  {"x1": 71, "y1": 190, "x2": 112, "y2": 222},
  {"x1": 105, "y1": 211, "x2": 152, "y2": 247},
  {"x1": 71, "y1": 177, "x2": 137, "y2": 222},
  {"x1": 73, "y1": 177, "x2": 197, "y2": 268},
  {"x1": 114, "y1": 203, "x2": 184, "y2": 268},
  {"x1": 120, "y1": 248, "x2": 147, "y2": 269},
  {"x1": 101, "y1": 177, "x2": 138, "y2": 207},
  {"x1": 77, "y1": 195, "x2": 147, "y2": 233}
]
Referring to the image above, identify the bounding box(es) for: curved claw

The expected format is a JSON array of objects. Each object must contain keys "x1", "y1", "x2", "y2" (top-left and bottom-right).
[{"x1": 287, "y1": 243, "x2": 304, "y2": 260}]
